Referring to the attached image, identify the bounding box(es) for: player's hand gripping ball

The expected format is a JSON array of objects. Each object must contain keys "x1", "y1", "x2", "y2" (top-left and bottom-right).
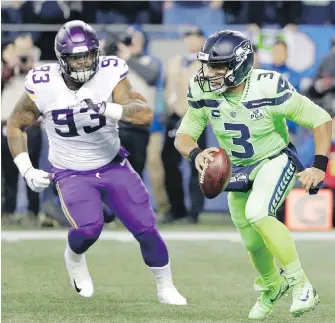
[{"x1": 196, "y1": 147, "x2": 232, "y2": 199}]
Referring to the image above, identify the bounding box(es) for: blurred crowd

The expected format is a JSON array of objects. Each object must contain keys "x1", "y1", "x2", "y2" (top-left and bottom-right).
[
  {"x1": 1, "y1": 1, "x2": 335, "y2": 228},
  {"x1": 2, "y1": 0, "x2": 335, "y2": 57}
]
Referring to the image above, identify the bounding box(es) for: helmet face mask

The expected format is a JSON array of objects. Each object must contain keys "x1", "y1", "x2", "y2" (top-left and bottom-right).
[
  {"x1": 197, "y1": 62, "x2": 232, "y2": 94},
  {"x1": 196, "y1": 31, "x2": 254, "y2": 94},
  {"x1": 55, "y1": 20, "x2": 100, "y2": 84},
  {"x1": 56, "y1": 48, "x2": 99, "y2": 83}
]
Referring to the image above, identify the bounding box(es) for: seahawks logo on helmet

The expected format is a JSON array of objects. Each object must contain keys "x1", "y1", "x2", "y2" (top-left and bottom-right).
[{"x1": 234, "y1": 40, "x2": 253, "y2": 64}]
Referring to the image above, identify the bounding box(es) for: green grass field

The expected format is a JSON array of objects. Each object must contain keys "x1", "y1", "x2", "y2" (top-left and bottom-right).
[{"x1": 2, "y1": 229, "x2": 335, "y2": 323}]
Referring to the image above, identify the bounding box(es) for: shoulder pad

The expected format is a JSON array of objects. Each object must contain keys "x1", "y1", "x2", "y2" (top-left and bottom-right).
[
  {"x1": 25, "y1": 64, "x2": 57, "y2": 102},
  {"x1": 251, "y1": 69, "x2": 295, "y2": 97},
  {"x1": 99, "y1": 56, "x2": 128, "y2": 80},
  {"x1": 253, "y1": 69, "x2": 279, "y2": 82}
]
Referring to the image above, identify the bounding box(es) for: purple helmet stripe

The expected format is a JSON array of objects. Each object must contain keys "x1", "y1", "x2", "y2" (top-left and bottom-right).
[{"x1": 55, "y1": 20, "x2": 99, "y2": 54}]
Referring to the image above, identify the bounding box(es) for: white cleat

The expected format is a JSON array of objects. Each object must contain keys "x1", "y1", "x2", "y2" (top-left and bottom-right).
[
  {"x1": 248, "y1": 276, "x2": 289, "y2": 320},
  {"x1": 64, "y1": 249, "x2": 94, "y2": 298},
  {"x1": 157, "y1": 287, "x2": 187, "y2": 305},
  {"x1": 290, "y1": 279, "x2": 319, "y2": 317}
]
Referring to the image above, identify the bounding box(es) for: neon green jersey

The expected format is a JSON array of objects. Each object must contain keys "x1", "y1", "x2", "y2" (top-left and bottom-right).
[{"x1": 177, "y1": 69, "x2": 331, "y2": 166}]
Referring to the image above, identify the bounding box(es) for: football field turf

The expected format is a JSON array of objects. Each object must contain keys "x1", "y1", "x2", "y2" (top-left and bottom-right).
[{"x1": 2, "y1": 230, "x2": 335, "y2": 323}]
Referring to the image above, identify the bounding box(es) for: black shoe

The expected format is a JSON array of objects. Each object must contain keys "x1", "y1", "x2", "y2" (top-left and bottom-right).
[
  {"x1": 160, "y1": 211, "x2": 187, "y2": 224},
  {"x1": 187, "y1": 211, "x2": 200, "y2": 224},
  {"x1": 1, "y1": 213, "x2": 14, "y2": 226},
  {"x1": 187, "y1": 216, "x2": 199, "y2": 224},
  {"x1": 160, "y1": 212, "x2": 175, "y2": 224}
]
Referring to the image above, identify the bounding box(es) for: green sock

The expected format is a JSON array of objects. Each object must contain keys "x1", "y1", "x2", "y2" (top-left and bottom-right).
[
  {"x1": 283, "y1": 259, "x2": 306, "y2": 286},
  {"x1": 249, "y1": 244, "x2": 278, "y2": 276},
  {"x1": 249, "y1": 244, "x2": 281, "y2": 291},
  {"x1": 263, "y1": 268, "x2": 282, "y2": 295},
  {"x1": 252, "y1": 216, "x2": 299, "y2": 266}
]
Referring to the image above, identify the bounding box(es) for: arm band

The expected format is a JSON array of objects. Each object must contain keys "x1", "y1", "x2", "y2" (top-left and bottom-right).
[
  {"x1": 14, "y1": 152, "x2": 33, "y2": 177},
  {"x1": 103, "y1": 103, "x2": 123, "y2": 121},
  {"x1": 189, "y1": 147, "x2": 202, "y2": 165},
  {"x1": 313, "y1": 155, "x2": 329, "y2": 172}
]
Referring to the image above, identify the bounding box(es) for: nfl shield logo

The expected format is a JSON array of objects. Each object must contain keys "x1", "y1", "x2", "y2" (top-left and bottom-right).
[{"x1": 230, "y1": 111, "x2": 236, "y2": 118}]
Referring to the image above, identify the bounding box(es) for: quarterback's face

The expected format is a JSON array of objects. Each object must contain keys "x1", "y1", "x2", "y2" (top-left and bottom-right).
[{"x1": 203, "y1": 64, "x2": 230, "y2": 87}]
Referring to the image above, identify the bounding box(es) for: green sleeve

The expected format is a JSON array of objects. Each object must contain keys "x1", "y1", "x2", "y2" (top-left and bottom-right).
[
  {"x1": 177, "y1": 79, "x2": 208, "y2": 141},
  {"x1": 177, "y1": 105, "x2": 208, "y2": 141},
  {"x1": 272, "y1": 91, "x2": 331, "y2": 128}
]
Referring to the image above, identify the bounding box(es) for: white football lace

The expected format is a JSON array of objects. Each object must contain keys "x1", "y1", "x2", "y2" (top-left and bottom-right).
[{"x1": 199, "y1": 159, "x2": 209, "y2": 184}]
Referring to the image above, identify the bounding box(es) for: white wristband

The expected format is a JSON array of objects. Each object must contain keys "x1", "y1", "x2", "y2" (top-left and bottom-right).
[
  {"x1": 103, "y1": 103, "x2": 123, "y2": 121},
  {"x1": 14, "y1": 152, "x2": 33, "y2": 177}
]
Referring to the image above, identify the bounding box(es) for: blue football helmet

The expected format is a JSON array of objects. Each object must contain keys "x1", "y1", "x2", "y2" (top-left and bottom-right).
[
  {"x1": 196, "y1": 30, "x2": 254, "y2": 93},
  {"x1": 55, "y1": 20, "x2": 100, "y2": 83}
]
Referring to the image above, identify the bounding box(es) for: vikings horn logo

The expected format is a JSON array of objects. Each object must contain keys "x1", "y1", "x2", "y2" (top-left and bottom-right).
[{"x1": 234, "y1": 40, "x2": 253, "y2": 63}]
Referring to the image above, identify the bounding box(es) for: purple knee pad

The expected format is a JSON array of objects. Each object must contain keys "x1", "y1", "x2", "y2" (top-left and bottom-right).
[
  {"x1": 134, "y1": 226, "x2": 169, "y2": 267},
  {"x1": 68, "y1": 220, "x2": 104, "y2": 254}
]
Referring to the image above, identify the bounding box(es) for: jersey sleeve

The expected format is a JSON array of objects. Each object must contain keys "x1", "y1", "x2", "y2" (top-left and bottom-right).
[
  {"x1": 99, "y1": 56, "x2": 129, "y2": 100},
  {"x1": 260, "y1": 71, "x2": 332, "y2": 128},
  {"x1": 118, "y1": 58, "x2": 129, "y2": 80},
  {"x1": 278, "y1": 91, "x2": 331, "y2": 128},
  {"x1": 267, "y1": 75, "x2": 331, "y2": 128},
  {"x1": 24, "y1": 69, "x2": 37, "y2": 103},
  {"x1": 100, "y1": 56, "x2": 129, "y2": 83},
  {"x1": 24, "y1": 68, "x2": 45, "y2": 113},
  {"x1": 176, "y1": 79, "x2": 208, "y2": 141}
]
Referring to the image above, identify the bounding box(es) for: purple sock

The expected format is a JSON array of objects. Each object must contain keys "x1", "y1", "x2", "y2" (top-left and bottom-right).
[
  {"x1": 134, "y1": 227, "x2": 169, "y2": 267},
  {"x1": 68, "y1": 221, "x2": 103, "y2": 254}
]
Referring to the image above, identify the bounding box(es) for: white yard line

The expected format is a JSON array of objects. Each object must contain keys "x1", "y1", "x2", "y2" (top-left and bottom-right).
[{"x1": 1, "y1": 230, "x2": 335, "y2": 242}]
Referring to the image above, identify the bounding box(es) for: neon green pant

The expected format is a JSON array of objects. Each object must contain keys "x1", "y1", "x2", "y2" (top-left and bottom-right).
[{"x1": 228, "y1": 153, "x2": 296, "y2": 252}]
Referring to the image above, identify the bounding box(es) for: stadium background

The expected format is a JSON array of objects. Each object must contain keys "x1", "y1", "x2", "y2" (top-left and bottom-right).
[
  {"x1": 2, "y1": 2, "x2": 335, "y2": 323},
  {"x1": 2, "y1": 0, "x2": 335, "y2": 222}
]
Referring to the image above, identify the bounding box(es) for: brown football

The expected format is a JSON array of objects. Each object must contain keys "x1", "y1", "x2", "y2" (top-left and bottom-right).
[{"x1": 199, "y1": 148, "x2": 232, "y2": 199}]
